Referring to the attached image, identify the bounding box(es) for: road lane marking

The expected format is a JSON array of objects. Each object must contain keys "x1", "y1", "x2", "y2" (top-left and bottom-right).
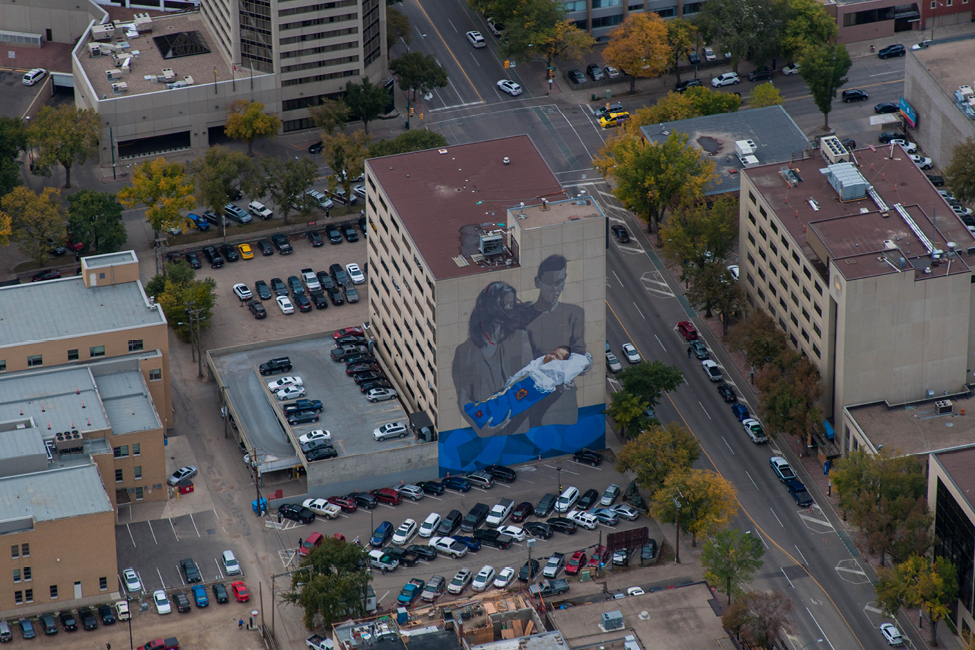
[
  {"x1": 412, "y1": 0, "x2": 483, "y2": 102},
  {"x1": 612, "y1": 270, "x2": 623, "y2": 287},
  {"x1": 780, "y1": 566, "x2": 796, "y2": 589},
  {"x1": 794, "y1": 545, "x2": 809, "y2": 566},
  {"x1": 698, "y1": 402, "x2": 711, "y2": 420},
  {"x1": 745, "y1": 471, "x2": 758, "y2": 490},
  {"x1": 805, "y1": 607, "x2": 836, "y2": 650},
  {"x1": 470, "y1": 52, "x2": 480, "y2": 67},
  {"x1": 770, "y1": 508, "x2": 784, "y2": 528},
  {"x1": 654, "y1": 334, "x2": 666, "y2": 351},
  {"x1": 447, "y1": 19, "x2": 458, "y2": 32},
  {"x1": 721, "y1": 436, "x2": 734, "y2": 453},
  {"x1": 633, "y1": 302, "x2": 645, "y2": 319}
]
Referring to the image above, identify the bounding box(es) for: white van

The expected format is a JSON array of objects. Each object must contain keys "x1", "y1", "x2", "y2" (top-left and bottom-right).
[
  {"x1": 222, "y1": 550, "x2": 241, "y2": 575},
  {"x1": 555, "y1": 487, "x2": 579, "y2": 513},
  {"x1": 419, "y1": 512, "x2": 441, "y2": 538},
  {"x1": 23, "y1": 68, "x2": 47, "y2": 86}
]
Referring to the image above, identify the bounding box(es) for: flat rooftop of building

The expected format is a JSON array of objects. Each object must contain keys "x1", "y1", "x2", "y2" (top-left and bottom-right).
[
  {"x1": 0, "y1": 275, "x2": 164, "y2": 348},
  {"x1": 93, "y1": 370, "x2": 162, "y2": 435},
  {"x1": 0, "y1": 464, "x2": 113, "y2": 522},
  {"x1": 366, "y1": 135, "x2": 567, "y2": 280},
  {"x1": 932, "y1": 446, "x2": 975, "y2": 508},
  {"x1": 471, "y1": 632, "x2": 567, "y2": 650},
  {"x1": 83, "y1": 250, "x2": 138, "y2": 269},
  {"x1": 0, "y1": 367, "x2": 110, "y2": 441},
  {"x1": 76, "y1": 12, "x2": 233, "y2": 100},
  {"x1": 549, "y1": 582, "x2": 725, "y2": 650},
  {"x1": 743, "y1": 145, "x2": 975, "y2": 282},
  {"x1": 913, "y1": 36, "x2": 975, "y2": 99},
  {"x1": 510, "y1": 197, "x2": 603, "y2": 228},
  {"x1": 846, "y1": 394, "x2": 975, "y2": 456},
  {"x1": 640, "y1": 105, "x2": 810, "y2": 195}
]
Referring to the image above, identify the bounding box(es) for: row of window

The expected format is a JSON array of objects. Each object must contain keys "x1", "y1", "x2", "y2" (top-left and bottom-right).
[
  {"x1": 13, "y1": 579, "x2": 108, "y2": 604},
  {"x1": 280, "y1": 25, "x2": 358, "y2": 46},
  {"x1": 280, "y1": 39, "x2": 358, "y2": 59},
  {"x1": 115, "y1": 467, "x2": 143, "y2": 482},
  {"x1": 1, "y1": 341, "x2": 149, "y2": 372},
  {"x1": 10, "y1": 544, "x2": 29, "y2": 559},
  {"x1": 112, "y1": 444, "x2": 141, "y2": 458},
  {"x1": 279, "y1": 0, "x2": 357, "y2": 17},
  {"x1": 280, "y1": 12, "x2": 357, "y2": 31},
  {"x1": 12, "y1": 567, "x2": 31, "y2": 582},
  {"x1": 281, "y1": 54, "x2": 359, "y2": 74},
  {"x1": 281, "y1": 68, "x2": 357, "y2": 87}
]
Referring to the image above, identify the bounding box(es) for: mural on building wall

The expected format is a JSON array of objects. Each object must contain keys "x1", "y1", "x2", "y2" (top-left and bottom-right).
[{"x1": 440, "y1": 254, "x2": 605, "y2": 474}]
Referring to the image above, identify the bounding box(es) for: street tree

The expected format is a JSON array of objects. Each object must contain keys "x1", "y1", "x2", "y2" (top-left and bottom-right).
[
  {"x1": 748, "y1": 82, "x2": 784, "y2": 107},
  {"x1": 702, "y1": 528, "x2": 765, "y2": 603},
  {"x1": 781, "y1": 0, "x2": 838, "y2": 61},
  {"x1": 856, "y1": 494, "x2": 933, "y2": 565},
  {"x1": 605, "y1": 390, "x2": 649, "y2": 438},
  {"x1": 876, "y1": 554, "x2": 958, "y2": 647},
  {"x1": 695, "y1": 0, "x2": 787, "y2": 71},
  {"x1": 616, "y1": 360, "x2": 683, "y2": 411},
  {"x1": 369, "y1": 130, "x2": 449, "y2": 157},
  {"x1": 615, "y1": 422, "x2": 701, "y2": 499},
  {"x1": 944, "y1": 136, "x2": 975, "y2": 205},
  {"x1": 659, "y1": 196, "x2": 739, "y2": 269},
  {"x1": 726, "y1": 310, "x2": 788, "y2": 369},
  {"x1": 309, "y1": 99, "x2": 350, "y2": 136},
  {"x1": 626, "y1": 87, "x2": 740, "y2": 130},
  {"x1": 495, "y1": 0, "x2": 593, "y2": 69},
  {"x1": 281, "y1": 536, "x2": 372, "y2": 630},
  {"x1": 117, "y1": 157, "x2": 196, "y2": 238},
  {"x1": 754, "y1": 352, "x2": 824, "y2": 451},
  {"x1": 0, "y1": 202, "x2": 10, "y2": 247},
  {"x1": 0, "y1": 116, "x2": 27, "y2": 198},
  {"x1": 319, "y1": 131, "x2": 372, "y2": 200},
  {"x1": 593, "y1": 130, "x2": 717, "y2": 235},
  {"x1": 685, "y1": 263, "x2": 748, "y2": 334},
  {"x1": 225, "y1": 100, "x2": 281, "y2": 156},
  {"x1": 728, "y1": 591, "x2": 796, "y2": 649},
  {"x1": 389, "y1": 52, "x2": 448, "y2": 102},
  {"x1": 387, "y1": 6, "x2": 412, "y2": 50},
  {"x1": 345, "y1": 77, "x2": 388, "y2": 134},
  {"x1": 799, "y1": 43, "x2": 851, "y2": 129},
  {"x1": 603, "y1": 13, "x2": 670, "y2": 93},
  {"x1": 253, "y1": 157, "x2": 317, "y2": 225},
  {"x1": 189, "y1": 146, "x2": 255, "y2": 238},
  {"x1": 0, "y1": 186, "x2": 66, "y2": 266},
  {"x1": 533, "y1": 20, "x2": 596, "y2": 70},
  {"x1": 145, "y1": 262, "x2": 217, "y2": 343},
  {"x1": 666, "y1": 18, "x2": 697, "y2": 85},
  {"x1": 66, "y1": 190, "x2": 126, "y2": 254},
  {"x1": 650, "y1": 469, "x2": 738, "y2": 546},
  {"x1": 28, "y1": 105, "x2": 99, "y2": 189}
]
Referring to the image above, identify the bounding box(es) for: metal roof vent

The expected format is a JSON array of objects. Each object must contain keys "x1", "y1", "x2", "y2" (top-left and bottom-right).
[
  {"x1": 600, "y1": 611, "x2": 624, "y2": 631},
  {"x1": 503, "y1": 157, "x2": 510, "y2": 164}
]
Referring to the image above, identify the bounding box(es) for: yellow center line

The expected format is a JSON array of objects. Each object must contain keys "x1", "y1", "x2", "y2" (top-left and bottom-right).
[
  {"x1": 605, "y1": 298, "x2": 866, "y2": 650},
  {"x1": 411, "y1": 0, "x2": 483, "y2": 103}
]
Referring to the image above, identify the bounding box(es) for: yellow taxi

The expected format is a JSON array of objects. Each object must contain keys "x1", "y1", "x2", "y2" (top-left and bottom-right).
[
  {"x1": 598, "y1": 111, "x2": 630, "y2": 129},
  {"x1": 238, "y1": 243, "x2": 254, "y2": 260}
]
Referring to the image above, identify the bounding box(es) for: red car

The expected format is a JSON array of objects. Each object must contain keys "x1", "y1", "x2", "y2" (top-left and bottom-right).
[
  {"x1": 231, "y1": 581, "x2": 249, "y2": 602},
  {"x1": 328, "y1": 496, "x2": 358, "y2": 513},
  {"x1": 677, "y1": 321, "x2": 698, "y2": 341},
  {"x1": 370, "y1": 487, "x2": 402, "y2": 505},
  {"x1": 511, "y1": 502, "x2": 534, "y2": 523},
  {"x1": 565, "y1": 551, "x2": 588, "y2": 575},
  {"x1": 588, "y1": 545, "x2": 609, "y2": 568},
  {"x1": 66, "y1": 239, "x2": 85, "y2": 252},
  {"x1": 332, "y1": 533, "x2": 346, "y2": 542},
  {"x1": 299, "y1": 532, "x2": 324, "y2": 557},
  {"x1": 333, "y1": 327, "x2": 364, "y2": 340}
]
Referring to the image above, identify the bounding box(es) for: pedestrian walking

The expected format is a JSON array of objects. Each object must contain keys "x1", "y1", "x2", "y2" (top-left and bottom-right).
[
  {"x1": 107, "y1": 643, "x2": 112, "y2": 650},
  {"x1": 249, "y1": 616, "x2": 253, "y2": 629},
  {"x1": 277, "y1": 512, "x2": 282, "y2": 524},
  {"x1": 687, "y1": 346, "x2": 692, "y2": 358},
  {"x1": 299, "y1": 537, "x2": 303, "y2": 549},
  {"x1": 325, "y1": 206, "x2": 331, "y2": 218},
  {"x1": 239, "y1": 619, "x2": 244, "y2": 630}
]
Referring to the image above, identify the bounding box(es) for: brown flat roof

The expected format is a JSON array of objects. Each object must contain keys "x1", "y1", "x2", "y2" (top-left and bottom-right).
[
  {"x1": 367, "y1": 135, "x2": 566, "y2": 280},
  {"x1": 934, "y1": 446, "x2": 975, "y2": 511},
  {"x1": 847, "y1": 395, "x2": 975, "y2": 457},
  {"x1": 913, "y1": 39, "x2": 975, "y2": 103},
  {"x1": 744, "y1": 146, "x2": 974, "y2": 282}
]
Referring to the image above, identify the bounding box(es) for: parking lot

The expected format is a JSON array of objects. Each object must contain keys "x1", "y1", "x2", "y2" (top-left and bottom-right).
[{"x1": 261, "y1": 456, "x2": 668, "y2": 606}]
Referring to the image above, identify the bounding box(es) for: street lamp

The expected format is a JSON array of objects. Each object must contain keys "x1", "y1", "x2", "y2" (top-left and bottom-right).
[
  {"x1": 556, "y1": 466, "x2": 563, "y2": 495},
  {"x1": 798, "y1": 639, "x2": 824, "y2": 650},
  {"x1": 931, "y1": 1, "x2": 944, "y2": 42}
]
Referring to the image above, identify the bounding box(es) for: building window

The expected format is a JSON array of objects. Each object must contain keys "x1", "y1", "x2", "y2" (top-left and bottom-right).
[
  {"x1": 803, "y1": 287, "x2": 811, "y2": 300},
  {"x1": 768, "y1": 284, "x2": 777, "y2": 296},
  {"x1": 759, "y1": 206, "x2": 767, "y2": 218},
  {"x1": 804, "y1": 266, "x2": 811, "y2": 279},
  {"x1": 99, "y1": 577, "x2": 108, "y2": 591},
  {"x1": 0, "y1": 360, "x2": 5, "y2": 372},
  {"x1": 815, "y1": 282, "x2": 823, "y2": 295},
  {"x1": 68, "y1": 349, "x2": 79, "y2": 361},
  {"x1": 792, "y1": 272, "x2": 800, "y2": 285},
  {"x1": 11, "y1": 545, "x2": 18, "y2": 559},
  {"x1": 115, "y1": 469, "x2": 123, "y2": 483},
  {"x1": 791, "y1": 314, "x2": 799, "y2": 326},
  {"x1": 802, "y1": 329, "x2": 810, "y2": 342},
  {"x1": 748, "y1": 233, "x2": 756, "y2": 245},
  {"x1": 759, "y1": 248, "x2": 767, "y2": 261},
  {"x1": 27, "y1": 355, "x2": 42, "y2": 367},
  {"x1": 90, "y1": 345, "x2": 106, "y2": 358},
  {"x1": 770, "y1": 242, "x2": 778, "y2": 255},
  {"x1": 50, "y1": 585, "x2": 58, "y2": 599},
  {"x1": 23, "y1": 567, "x2": 30, "y2": 582},
  {"x1": 113, "y1": 445, "x2": 129, "y2": 458},
  {"x1": 791, "y1": 293, "x2": 799, "y2": 306},
  {"x1": 13, "y1": 569, "x2": 20, "y2": 583},
  {"x1": 748, "y1": 191, "x2": 756, "y2": 204},
  {"x1": 757, "y1": 288, "x2": 765, "y2": 301},
  {"x1": 747, "y1": 253, "x2": 755, "y2": 265},
  {"x1": 770, "y1": 222, "x2": 778, "y2": 235},
  {"x1": 133, "y1": 443, "x2": 140, "y2": 456},
  {"x1": 802, "y1": 308, "x2": 810, "y2": 321},
  {"x1": 22, "y1": 544, "x2": 28, "y2": 557},
  {"x1": 748, "y1": 212, "x2": 756, "y2": 225},
  {"x1": 780, "y1": 297, "x2": 788, "y2": 311},
  {"x1": 747, "y1": 273, "x2": 755, "y2": 286},
  {"x1": 149, "y1": 369, "x2": 162, "y2": 381},
  {"x1": 128, "y1": 340, "x2": 144, "y2": 352},
  {"x1": 134, "y1": 466, "x2": 142, "y2": 480},
  {"x1": 814, "y1": 323, "x2": 822, "y2": 337},
  {"x1": 759, "y1": 227, "x2": 767, "y2": 240},
  {"x1": 136, "y1": 487, "x2": 144, "y2": 501},
  {"x1": 812, "y1": 344, "x2": 821, "y2": 358},
  {"x1": 814, "y1": 303, "x2": 822, "y2": 316},
  {"x1": 14, "y1": 591, "x2": 21, "y2": 605},
  {"x1": 780, "y1": 236, "x2": 789, "y2": 250}
]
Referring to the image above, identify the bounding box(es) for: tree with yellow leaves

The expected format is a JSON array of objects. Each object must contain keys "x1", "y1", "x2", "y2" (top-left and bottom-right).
[
  {"x1": 28, "y1": 105, "x2": 99, "y2": 189},
  {"x1": 117, "y1": 157, "x2": 195, "y2": 238},
  {"x1": 603, "y1": 13, "x2": 671, "y2": 94},
  {"x1": 651, "y1": 469, "x2": 738, "y2": 546},
  {"x1": 615, "y1": 422, "x2": 700, "y2": 499},
  {"x1": 0, "y1": 186, "x2": 66, "y2": 266},
  {"x1": 748, "y1": 82, "x2": 784, "y2": 108},
  {"x1": 876, "y1": 554, "x2": 957, "y2": 647},
  {"x1": 225, "y1": 100, "x2": 281, "y2": 156}
]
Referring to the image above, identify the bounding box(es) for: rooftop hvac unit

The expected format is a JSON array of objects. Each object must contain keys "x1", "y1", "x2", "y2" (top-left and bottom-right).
[
  {"x1": 601, "y1": 611, "x2": 624, "y2": 631},
  {"x1": 935, "y1": 400, "x2": 953, "y2": 415},
  {"x1": 821, "y1": 135, "x2": 851, "y2": 165},
  {"x1": 162, "y1": 67, "x2": 176, "y2": 81},
  {"x1": 959, "y1": 85, "x2": 974, "y2": 100},
  {"x1": 735, "y1": 139, "x2": 757, "y2": 158},
  {"x1": 112, "y1": 82, "x2": 128, "y2": 94},
  {"x1": 89, "y1": 43, "x2": 101, "y2": 57},
  {"x1": 478, "y1": 233, "x2": 504, "y2": 256},
  {"x1": 55, "y1": 432, "x2": 84, "y2": 452},
  {"x1": 106, "y1": 69, "x2": 121, "y2": 81}
]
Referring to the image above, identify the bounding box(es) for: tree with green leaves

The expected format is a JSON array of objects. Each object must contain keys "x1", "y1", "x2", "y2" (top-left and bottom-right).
[
  {"x1": 702, "y1": 528, "x2": 765, "y2": 603},
  {"x1": 117, "y1": 157, "x2": 196, "y2": 238},
  {"x1": 387, "y1": 6, "x2": 412, "y2": 50},
  {"x1": 666, "y1": 18, "x2": 697, "y2": 85},
  {"x1": 28, "y1": 105, "x2": 99, "y2": 189},
  {"x1": 389, "y1": 52, "x2": 448, "y2": 102},
  {"x1": 659, "y1": 196, "x2": 739, "y2": 270},
  {"x1": 944, "y1": 136, "x2": 975, "y2": 205},
  {"x1": 320, "y1": 131, "x2": 372, "y2": 201},
  {"x1": 626, "y1": 87, "x2": 741, "y2": 129},
  {"x1": 66, "y1": 190, "x2": 126, "y2": 254},
  {"x1": 281, "y1": 536, "x2": 372, "y2": 630},
  {"x1": 615, "y1": 422, "x2": 701, "y2": 499},
  {"x1": 0, "y1": 186, "x2": 66, "y2": 266},
  {"x1": 0, "y1": 116, "x2": 27, "y2": 198},
  {"x1": 723, "y1": 591, "x2": 796, "y2": 649},
  {"x1": 799, "y1": 43, "x2": 851, "y2": 129},
  {"x1": 754, "y1": 352, "x2": 824, "y2": 453},
  {"x1": 369, "y1": 130, "x2": 449, "y2": 158},
  {"x1": 252, "y1": 157, "x2": 317, "y2": 225},
  {"x1": 145, "y1": 262, "x2": 217, "y2": 343},
  {"x1": 309, "y1": 99, "x2": 350, "y2": 137},
  {"x1": 494, "y1": 0, "x2": 593, "y2": 69},
  {"x1": 651, "y1": 469, "x2": 738, "y2": 546},
  {"x1": 748, "y1": 82, "x2": 784, "y2": 107},
  {"x1": 603, "y1": 13, "x2": 671, "y2": 94},
  {"x1": 345, "y1": 77, "x2": 389, "y2": 134},
  {"x1": 695, "y1": 0, "x2": 788, "y2": 71},
  {"x1": 781, "y1": 0, "x2": 838, "y2": 62},
  {"x1": 225, "y1": 100, "x2": 281, "y2": 156},
  {"x1": 876, "y1": 554, "x2": 957, "y2": 647},
  {"x1": 685, "y1": 263, "x2": 748, "y2": 334},
  {"x1": 727, "y1": 310, "x2": 788, "y2": 369},
  {"x1": 616, "y1": 360, "x2": 684, "y2": 412},
  {"x1": 593, "y1": 130, "x2": 717, "y2": 235},
  {"x1": 188, "y1": 146, "x2": 255, "y2": 238},
  {"x1": 605, "y1": 391, "x2": 650, "y2": 438}
]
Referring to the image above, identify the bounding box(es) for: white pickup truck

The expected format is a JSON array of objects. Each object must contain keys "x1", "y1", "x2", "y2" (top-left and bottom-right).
[
  {"x1": 428, "y1": 536, "x2": 468, "y2": 558},
  {"x1": 306, "y1": 634, "x2": 333, "y2": 650},
  {"x1": 302, "y1": 498, "x2": 342, "y2": 519}
]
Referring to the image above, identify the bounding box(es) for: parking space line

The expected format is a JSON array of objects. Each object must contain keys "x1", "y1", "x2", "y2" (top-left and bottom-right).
[
  {"x1": 168, "y1": 518, "x2": 180, "y2": 542},
  {"x1": 156, "y1": 567, "x2": 167, "y2": 590},
  {"x1": 494, "y1": 484, "x2": 511, "y2": 489},
  {"x1": 380, "y1": 504, "x2": 397, "y2": 510},
  {"x1": 519, "y1": 479, "x2": 535, "y2": 484},
  {"x1": 125, "y1": 523, "x2": 137, "y2": 548},
  {"x1": 213, "y1": 558, "x2": 223, "y2": 577},
  {"x1": 425, "y1": 495, "x2": 444, "y2": 501},
  {"x1": 189, "y1": 513, "x2": 201, "y2": 537},
  {"x1": 146, "y1": 520, "x2": 159, "y2": 545}
]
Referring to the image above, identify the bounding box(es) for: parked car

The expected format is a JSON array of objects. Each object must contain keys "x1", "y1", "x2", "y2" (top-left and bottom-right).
[
  {"x1": 676, "y1": 78, "x2": 703, "y2": 93},
  {"x1": 219, "y1": 243, "x2": 239, "y2": 262},
  {"x1": 586, "y1": 64, "x2": 605, "y2": 81},
  {"x1": 842, "y1": 89, "x2": 869, "y2": 102},
  {"x1": 567, "y1": 69, "x2": 586, "y2": 84},
  {"x1": 747, "y1": 66, "x2": 774, "y2": 82},
  {"x1": 781, "y1": 62, "x2": 800, "y2": 75},
  {"x1": 877, "y1": 43, "x2": 905, "y2": 59},
  {"x1": 711, "y1": 72, "x2": 740, "y2": 87},
  {"x1": 874, "y1": 102, "x2": 899, "y2": 114}
]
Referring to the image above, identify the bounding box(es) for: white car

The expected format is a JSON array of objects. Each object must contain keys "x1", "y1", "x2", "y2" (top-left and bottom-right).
[
  {"x1": 123, "y1": 568, "x2": 141, "y2": 593},
  {"x1": 951, "y1": 204, "x2": 974, "y2": 217},
  {"x1": 627, "y1": 586, "x2": 645, "y2": 596},
  {"x1": 711, "y1": 72, "x2": 740, "y2": 87},
  {"x1": 494, "y1": 566, "x2": 515, "y2": 588},
  {"x1": 298, "y1": 429, "x2": 331, "y2": 445},
  {"x1": 909, "y1": 154, "x2": 933, "y2": 170},
  {"x1": 345, "y1": 263, "x2": 365, "y2": 285},
  {"x1": 497, "y1": 80, "x2": 522, "y2": 96},
  {"x1": 448, "y1": 567, "x2": 473, "y2": 594},
  {"x1": 911, "y1": 40, "x2": 932, "y2": 50},
  {"x1": 781, "y1": 63, "x2": 800, "y2": 75},
  {"x1": 232, "y1": 283, "x2": 252, "y2": 301},
  {"x1": 152, "y1": 590, "x2": 171, "y2": 615},
  {"x1": 267, "y1": 376, "x2": 303, "y2": 391},
  {"x1": 621, "y1": 343, "x2": 641, "y2": 364},
  {"x1": 888, "y1": 138, "x2": 917, "y2": 153},
  {"x1": 466, "y1": 30, "x2": 486, "y2": 48},
  {"x1": 392, "y1": 519, "x2": 418, "y2": 545},
  {"x1": 374, "y1": 422, "x2": 409, "y2": 441},
  {"x1": 276, "y1": 385, "x2": 306, "y2": 400},
  {"x1": 366, "y1": 387, "x2": 397, "y2": 402},
  {"x1": 880, "y1": 623, "x2": 904, "y2": 646},
  {"x1": 606, "y1": 352, "x2": 622, "y2": 373},
  {"x1": 497, "y1": 525, "x2": 526, "y2": 542},
  {"x1": 611, "y1": 504, "x2": 640, "y2": 521},
  {"x1": 276, "y1": 295, "x2": 294, "y2": 314},
  {"x1": 472, "y1": 565, "x2": 495, "y2": 592},
  {"x1": 703, "y1": 46, "x2": 716, "y2": 61},
  {"x1": 566, "y1": 509, "x2": 598, "y2": 530},
  {"x1": 702, "y1": 359, "x2": 723, "y2": 381},
  {"x1": 727, "y1": 264, "x2": 739, "y2": 280},
  {"x1": 166, "y1": 465, "x2": 197, "y2": 486},
  {"x1": 419, "y1": 512, "x2": 441, "y2": 538}
]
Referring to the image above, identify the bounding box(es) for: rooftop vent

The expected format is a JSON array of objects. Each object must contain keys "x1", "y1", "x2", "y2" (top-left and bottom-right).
[
  {"x1": 936, "y1": 400, "x2": 953, "y2": 415},
  {"x1": 600, "y1": 611, "x2": 624, "y2": 631},
  {"x1": 822, "y1": 162, "x2": 867, "y2": 201},
  {"x1": 821, "y1": 135, "x2": 850, "y2": 165},
  {"x1": 478, "y1": 233, "x2": 504, "y2": 256}
]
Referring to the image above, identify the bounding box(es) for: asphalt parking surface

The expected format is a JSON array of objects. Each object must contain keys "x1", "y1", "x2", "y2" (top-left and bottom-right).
[{"x1": 263, "y1": 457, "x2": 665, "y2": 607}]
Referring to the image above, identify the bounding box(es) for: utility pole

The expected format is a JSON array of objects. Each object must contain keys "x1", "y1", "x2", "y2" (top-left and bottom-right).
[
  {"x1": 527, "y1": 538, "x2": 536, "y2": 596},
  {"x1": 182, "y1": 302, "x2": 206, "y2": 378},
  {"x1": 252, "y1": 448, "x2": 263, "y2": 511},
  {"x1": 596, "y1": 529, "x2": 602, "y2": 577},
  {"x1": 673, "y1": 487, "x2": 684, "y2": 564}
]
